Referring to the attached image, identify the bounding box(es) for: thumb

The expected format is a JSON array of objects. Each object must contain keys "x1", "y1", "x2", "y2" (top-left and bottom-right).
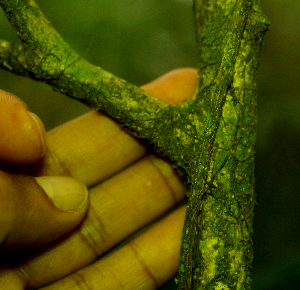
[{"x1": 0, "y1": 173, "x2": 88, "y2": 249}]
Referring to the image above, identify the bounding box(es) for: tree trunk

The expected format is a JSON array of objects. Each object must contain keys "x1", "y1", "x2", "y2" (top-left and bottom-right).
[
  {"x1": 0, "y1": 0, "x2": 269, "y2": 288},
  {"x1": 176, "y1": 1, "x2": 269, "y2": 289}
]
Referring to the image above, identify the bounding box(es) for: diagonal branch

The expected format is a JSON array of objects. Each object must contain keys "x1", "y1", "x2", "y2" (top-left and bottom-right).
[
  {"x1": 0, "y1": 0, "x2": 202, "y2": 178},
  {"x1": 0, "y1": 0, "x2": 170, "y2": 145}
]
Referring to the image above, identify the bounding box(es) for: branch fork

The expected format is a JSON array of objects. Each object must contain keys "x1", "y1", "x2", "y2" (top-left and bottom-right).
[{"x1": 0, "y1": 0, "x2": 269, "y2": 289}]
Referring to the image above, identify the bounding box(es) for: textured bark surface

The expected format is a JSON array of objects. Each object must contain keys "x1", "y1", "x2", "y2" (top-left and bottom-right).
[
  {"x1": 0, "y1": 0, "x2": 269, "y2": 289},
  {"x1": 176, "y1": 1, "x2": 269, "y2": 289}
]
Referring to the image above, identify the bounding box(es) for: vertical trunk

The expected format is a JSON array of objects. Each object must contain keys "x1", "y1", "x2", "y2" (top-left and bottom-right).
[{"x1": 177, "y1": 1, "x2": 269, "y2": 289}]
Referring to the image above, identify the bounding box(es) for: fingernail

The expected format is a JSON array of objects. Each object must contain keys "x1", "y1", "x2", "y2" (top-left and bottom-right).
[
  {"x1": 35, "y1": 176, "x2": 88, "y2": 212},
  {"x1": 28, "y1": 112, "x2": 46, "y2": 157}
]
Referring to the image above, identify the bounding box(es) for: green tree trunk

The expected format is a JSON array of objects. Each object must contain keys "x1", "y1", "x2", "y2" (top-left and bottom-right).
[
  {"x1": 176, "y1": 1, "x2": 269, "y2": 289},
  {"x1": 0, "y1": 0, "x2": 269, "y2": 289}
]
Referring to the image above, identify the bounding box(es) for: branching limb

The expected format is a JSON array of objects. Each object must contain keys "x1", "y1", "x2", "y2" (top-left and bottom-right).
[
  {"x1": 0, "y1": 0, "x2": 205, "y2": 176},
  {"x1": 0, "y1": 0, "x2": 269, "y2": 289}
]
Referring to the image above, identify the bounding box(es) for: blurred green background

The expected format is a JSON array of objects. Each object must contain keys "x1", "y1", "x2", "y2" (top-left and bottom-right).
[{"x1": 0, "y1": 0, "x2": 299, "y2": 289}]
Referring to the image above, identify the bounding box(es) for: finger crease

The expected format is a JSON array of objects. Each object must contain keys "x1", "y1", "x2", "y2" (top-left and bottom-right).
[
  {"x1": 79, "y1": 204, "x2": 110, "y2": 258},
  {"x1": 71, "y1": 271, "x2": 91, "y2": 290},
  {"x1": 129, "y1": 240, "x2": 160, "y2": 289},
  {"x1": 15, "y1": 266, "x2": 33, "y2": 289},
  {"x1": 150, "y1": 156, "x2": 178, "y2": 205}
]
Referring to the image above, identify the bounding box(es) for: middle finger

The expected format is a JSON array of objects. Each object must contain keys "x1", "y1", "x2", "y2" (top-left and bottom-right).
[{"x1": 34, "y1": 110, "x2": 148, "y2": 187}]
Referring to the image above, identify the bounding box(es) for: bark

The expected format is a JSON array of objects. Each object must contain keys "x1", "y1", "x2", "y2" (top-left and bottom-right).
[{"x1": 0, "y1": 0, "x2": 269, "y2": 289}]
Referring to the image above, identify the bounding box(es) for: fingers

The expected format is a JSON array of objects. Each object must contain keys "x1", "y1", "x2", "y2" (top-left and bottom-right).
[
  {"x1": 6, "y1": 155, "x2": 185, "y2": 288},
  {"x1": 0, "y1": 90, "x2": 46, "y2": 165},
  {"x1": 0, "y1": 173, "x2": 88, "y2": 249},
  {"x1": 0, "y1": 68, "x2": 197, "y2": 287},
  {"x1": 40, "y1": 206, "x2": 187, "y2": 290}
]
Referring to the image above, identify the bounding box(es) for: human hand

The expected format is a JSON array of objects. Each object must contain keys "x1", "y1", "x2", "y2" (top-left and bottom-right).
[{"x1": 0, "y1": 68, "x2": 198, "y2": 289}]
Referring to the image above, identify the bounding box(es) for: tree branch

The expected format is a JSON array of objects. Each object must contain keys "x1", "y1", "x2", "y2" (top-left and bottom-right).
[
  {"x1": 0, "y1": 0, "x2": 202, "y2": 178},
  {"x1": 0, "y1": 0, "x2": 269, "y2": 289}
]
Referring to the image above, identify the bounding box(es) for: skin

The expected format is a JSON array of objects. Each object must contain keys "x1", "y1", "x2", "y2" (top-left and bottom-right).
[{"x1": 0, "y1": 68, "x2": 198, "y2": 289}]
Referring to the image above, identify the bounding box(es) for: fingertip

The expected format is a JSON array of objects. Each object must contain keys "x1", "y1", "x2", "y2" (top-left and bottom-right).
[
  {"x1": 141, "y1": 68, "x2": 198, "y2": 105},
  {"x1": 0, "y1": 90, "x2": 46, "y2": 165}
]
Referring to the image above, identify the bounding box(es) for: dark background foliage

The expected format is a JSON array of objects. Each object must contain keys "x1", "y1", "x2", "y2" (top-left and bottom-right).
[{"x1": 0, "y1": 0, "x2": 299, "y2": 289}]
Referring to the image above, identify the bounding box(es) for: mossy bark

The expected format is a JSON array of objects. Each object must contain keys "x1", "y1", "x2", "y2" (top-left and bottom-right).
[
  {"x1": 176, "y1": 1, "x2": 269, "y2": 289},
  {"x1": 0, "y1": 0, "x2": 269, "y2": 289}
]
